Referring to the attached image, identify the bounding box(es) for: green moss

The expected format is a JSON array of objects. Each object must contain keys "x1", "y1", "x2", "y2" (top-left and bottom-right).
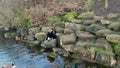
[
  {"x1": 64, "y1": 11, "x2": 77, "y2": 21},
  {"x1": 95, "y1": 46, "x2": 104, "y2": 51}
]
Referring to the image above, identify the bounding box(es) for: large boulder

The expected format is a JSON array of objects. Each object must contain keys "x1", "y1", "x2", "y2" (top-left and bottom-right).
[
  {"x1": 95, "y1": 38, "x2": 112, "y2": 51},
  {"x1": 107, "y1": 13, "x2": 120, "y2": 19},
  {"x1": 55, "y1": 27, "x2": 64, "y2": 33},
  {"x1": 62, "y1": 44, "x2": 75, "y2": 52},
  {"x1": 83, "y1": 20, "x2": 95, "y2": 26},
  {"x1": 41, "y1": 39, "x2": 56, "y2": 48},
  {"x1": 41, "y1": 27, "x2": 53, "y2": 33},
  {"x1": 95, "y1": 29, "x2": 116, "y2": 37},
  {"x1": 64, "y1": 28, "x2": 74, "y2": 34},
  {"x1": 60, "y1": 34, "x2": 76, "y2": 45},
  {"x1": 85, "y1": 24, "x2": 105, "y2": 34},
  {"x1": 100, "y1": 20, "x2": 111, "y2": 25},
  {"x1": 93, "y1": 16, "x2": 104, "y2": 21},
  {"x1": 24, "y1": 35, "x2": 34, "y2": 41},
  {"x1": 78, "y1": 11, "x2": 95, "y2": 20},
  {"x1": 71, "y1": 19, "x2": 83, "y2": 24},
  {"x1": 4, "y1": 32, "x2": 16, "y2": 39},
  {"x1": 95, "y1": 51, "x2": 116, "y2": 67},
  {"x1": 28, "y1": 41, "x2": 40, "y2": 46},
  {"x1": 76, "y1": 41, "x2": 94, "y2": 48},
  {"x1": 114, "y1": 45, "x2": 120, "y2": 57},
  {"x1": 35, "y1": 33, "x2": 46, "y2": 41},
  {"x1": 108, "y1": 22, "x2": 120, "y2": 31},
  {"x1": 65, "y1": 22, "x2": 85, "y2": 31},
  {"x1": 28, "y1": 27, "x2": 41, "y2": 35},
  {"x1": 76, "y1": 31, "x2": 96, "y2": 41},
  {"x1": 106, "y1": 34, "x2": 120, "y2": 44}
]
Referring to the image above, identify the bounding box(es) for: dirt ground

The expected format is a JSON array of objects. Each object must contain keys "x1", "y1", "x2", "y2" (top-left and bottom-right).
[{"x1": 93, "y1": 0, "x2": 120, "y2": 17}]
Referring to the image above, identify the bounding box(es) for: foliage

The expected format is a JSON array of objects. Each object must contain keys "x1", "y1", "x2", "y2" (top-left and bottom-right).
[
  {"x1": 95, "y1": 46, "x2": 104, "y2": 51},
  {"x1": 16, "y1": 17, "x2": 30, "y2": 27},
  {"x1": 64, "y1": 11, "x2": 77, "y2": 21},
  {"x1": 46, "y1": 16, "x2": 61, "y2": 24},
  {"x1": 114, "y1": 44, "x2": 120, "y2": 56}
]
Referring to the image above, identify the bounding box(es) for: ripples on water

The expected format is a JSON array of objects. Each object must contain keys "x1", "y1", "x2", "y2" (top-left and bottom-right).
[{"x1": 0, "y1": 40, "x2": 64, "y2": 68}]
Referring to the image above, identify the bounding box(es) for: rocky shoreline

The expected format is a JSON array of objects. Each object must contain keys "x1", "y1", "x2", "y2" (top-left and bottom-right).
[{"x1": 3, "y1": 12, "x2": 120, "y2": 67}]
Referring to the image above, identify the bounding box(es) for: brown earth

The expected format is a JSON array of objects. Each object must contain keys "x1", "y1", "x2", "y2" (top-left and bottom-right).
[{"x1": 93, "y1": 0, "x2": 120, "y2": 17}]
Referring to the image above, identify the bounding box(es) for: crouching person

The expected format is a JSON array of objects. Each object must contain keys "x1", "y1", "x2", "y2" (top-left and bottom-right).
[{"x1": 41, "y1": 28, "x2": 57, "y2": 48}]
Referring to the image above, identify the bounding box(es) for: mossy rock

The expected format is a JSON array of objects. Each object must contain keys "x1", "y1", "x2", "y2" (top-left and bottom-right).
[
  {"x1": 65, "y1": 22, "x2": 85, "y2": 31},
  {"x1": 114, "y1": 45, "x2": 120, "y2": 57},
  {"x1": 78, "y1": 11, "x2": 95, "y2": 19},
  {"x1": 95, "y1": 29, "x2": 116, "y2": 37},
  {"x1": 46, "y1": 52, "x2": 58, "y2": 59},
  {"x1": 95, "y1": 38, "x2": 112, "y2": 51},
  {"x1": 71, "y1": 19, "x2": 83, "y2": 24},
  {"x1": 85, "y1": 24, "x2": 105, "y2": 34},
  {"x1": 28, "y1": 27, "x2": 41, "y2": 35},
  {"x1": 64, "y1": 11, "x2": 77, "y2": 21},
  {"x1": 95, "y1": 51, "x2": 116, "y2": 67},
  {"x1": 4, "y1": 32, "x2": 16, "y2": 39},
  {"x1": 35, "y1": 33, "x2": 46, "y2": 41},
  {"x1": 83, "y1": 20, "x2": 95, "y2": 26},
  {"x1": 100, "y1": 20, "x2": 111, "y2": 25},
  {"x1": 107, "y1": 13, "x2": 120, "y2": 19},
  {"x1": 55, "y1": 21, "x2": 65, "y2": 28},
  {"x1": 106, "y1": 34, "x2": 120, "y2": 44},
  {"x1": 94, "y1": 16, "x2": 104, "y2": 21},
  {"x1": 108, "y1": 22, "x2": 120, "y2": 31}
]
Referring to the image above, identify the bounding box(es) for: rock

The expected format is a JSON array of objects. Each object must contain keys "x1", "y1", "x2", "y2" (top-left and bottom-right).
[
  {"x1": 52, "y1": 48, "x2": 64, "y2": 53},
  {"x1": 62, "y1": 44, "x2": 75, "y2": 52},
  {"x1": 95, "y1": 38, "x2": 112, "y2": 51},
  {"x1": 65, "y1": 22, "x2": 85, "y2": 31},
  {"x1": 55, "y1": 21, "x2": 65, "y2": 28},
  {"x1": 94, "y1": 16, "x2": 104, "y2": 21},
  {"x1": 60, "y1": 34, "x2": 76, "y2": 45},
  {"x1": 64, "y1": 11, "x2": 77, "y2": 21},
  {"x1": 76, "y1": 41, "x2": 94, "y2": 48},
  {"x1": 114, "y1": 45, "x2": 120, "y2": 56},
  {"x1": 71, "y1": 19, "x2": 83, "y2": 24},
  {"x1": 108, "y1": 22, "x2": 120, "y2": 31},
  {"x1": 95, "y1": 51, "x2": 116, "y2": 66},
  {"x1": 55, "y1": 27, "x2": 64, "y2": 33},
  {"x1": 41, "y1": 39, "x2": 56, "y2": 48},
  {"x1": 107, "y1": 13, "x2": 119, "y2": 19},
  {"x1": 4, "y1": 32, "x2": 16, "y2": 39},
  {"x1": 41, "y1": 27, "x2": 53, "y2": 33},
  {"x1": 28, "y1": 27, "x2": 41, "y2": 35},
  {"x1": 95, "y1": 29, "x2": 116, "y2": 37},
  {"x1": 100, "y1": 20, "x2": 111, "y2": 25},
  {"x1": 85, "y1": 24, "x2": 105, "y2": 34},
  {"x1": 76, "y1": 31, "x2": 96, "y2": 41},
  {"x1": 35, "y1": 33, "x2": 46, "y2": 41},
  {"x1": 29, "y1": 41, "x2": 40, "y2": 45},
  {"x1": 25, "y1": 35, "x2": 34, "y2": 41},
  {"x1": 78, "y1": 11, "x2": 95, "y2": 19},
  {"x1": 46, "y1": 52, "x2": 58, "y2": 59},
  {"x1": 106, "y1": 34, "x2": 120, "y2": 44},
  {"x1": 64, "y1": 28, "x2": 74, "y2": 34},
  {"x1": 83, "y1": 20, "x2": 95, "y2": 26}
]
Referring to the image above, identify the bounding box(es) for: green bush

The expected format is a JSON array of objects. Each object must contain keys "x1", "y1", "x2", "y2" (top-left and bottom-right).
[{"x1": 64, "y1": 11, "x2": 77, "y2": 21}]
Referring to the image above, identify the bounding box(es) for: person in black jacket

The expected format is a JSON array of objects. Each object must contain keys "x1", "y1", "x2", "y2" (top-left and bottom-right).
[{"x1": 46, "y1": 28, "x2": 57, "y2": 41}]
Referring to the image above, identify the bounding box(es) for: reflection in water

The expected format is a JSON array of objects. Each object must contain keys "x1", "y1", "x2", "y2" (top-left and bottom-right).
[{"x1": 0, "y1": 40, "x2": 63, "y2": 68}]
